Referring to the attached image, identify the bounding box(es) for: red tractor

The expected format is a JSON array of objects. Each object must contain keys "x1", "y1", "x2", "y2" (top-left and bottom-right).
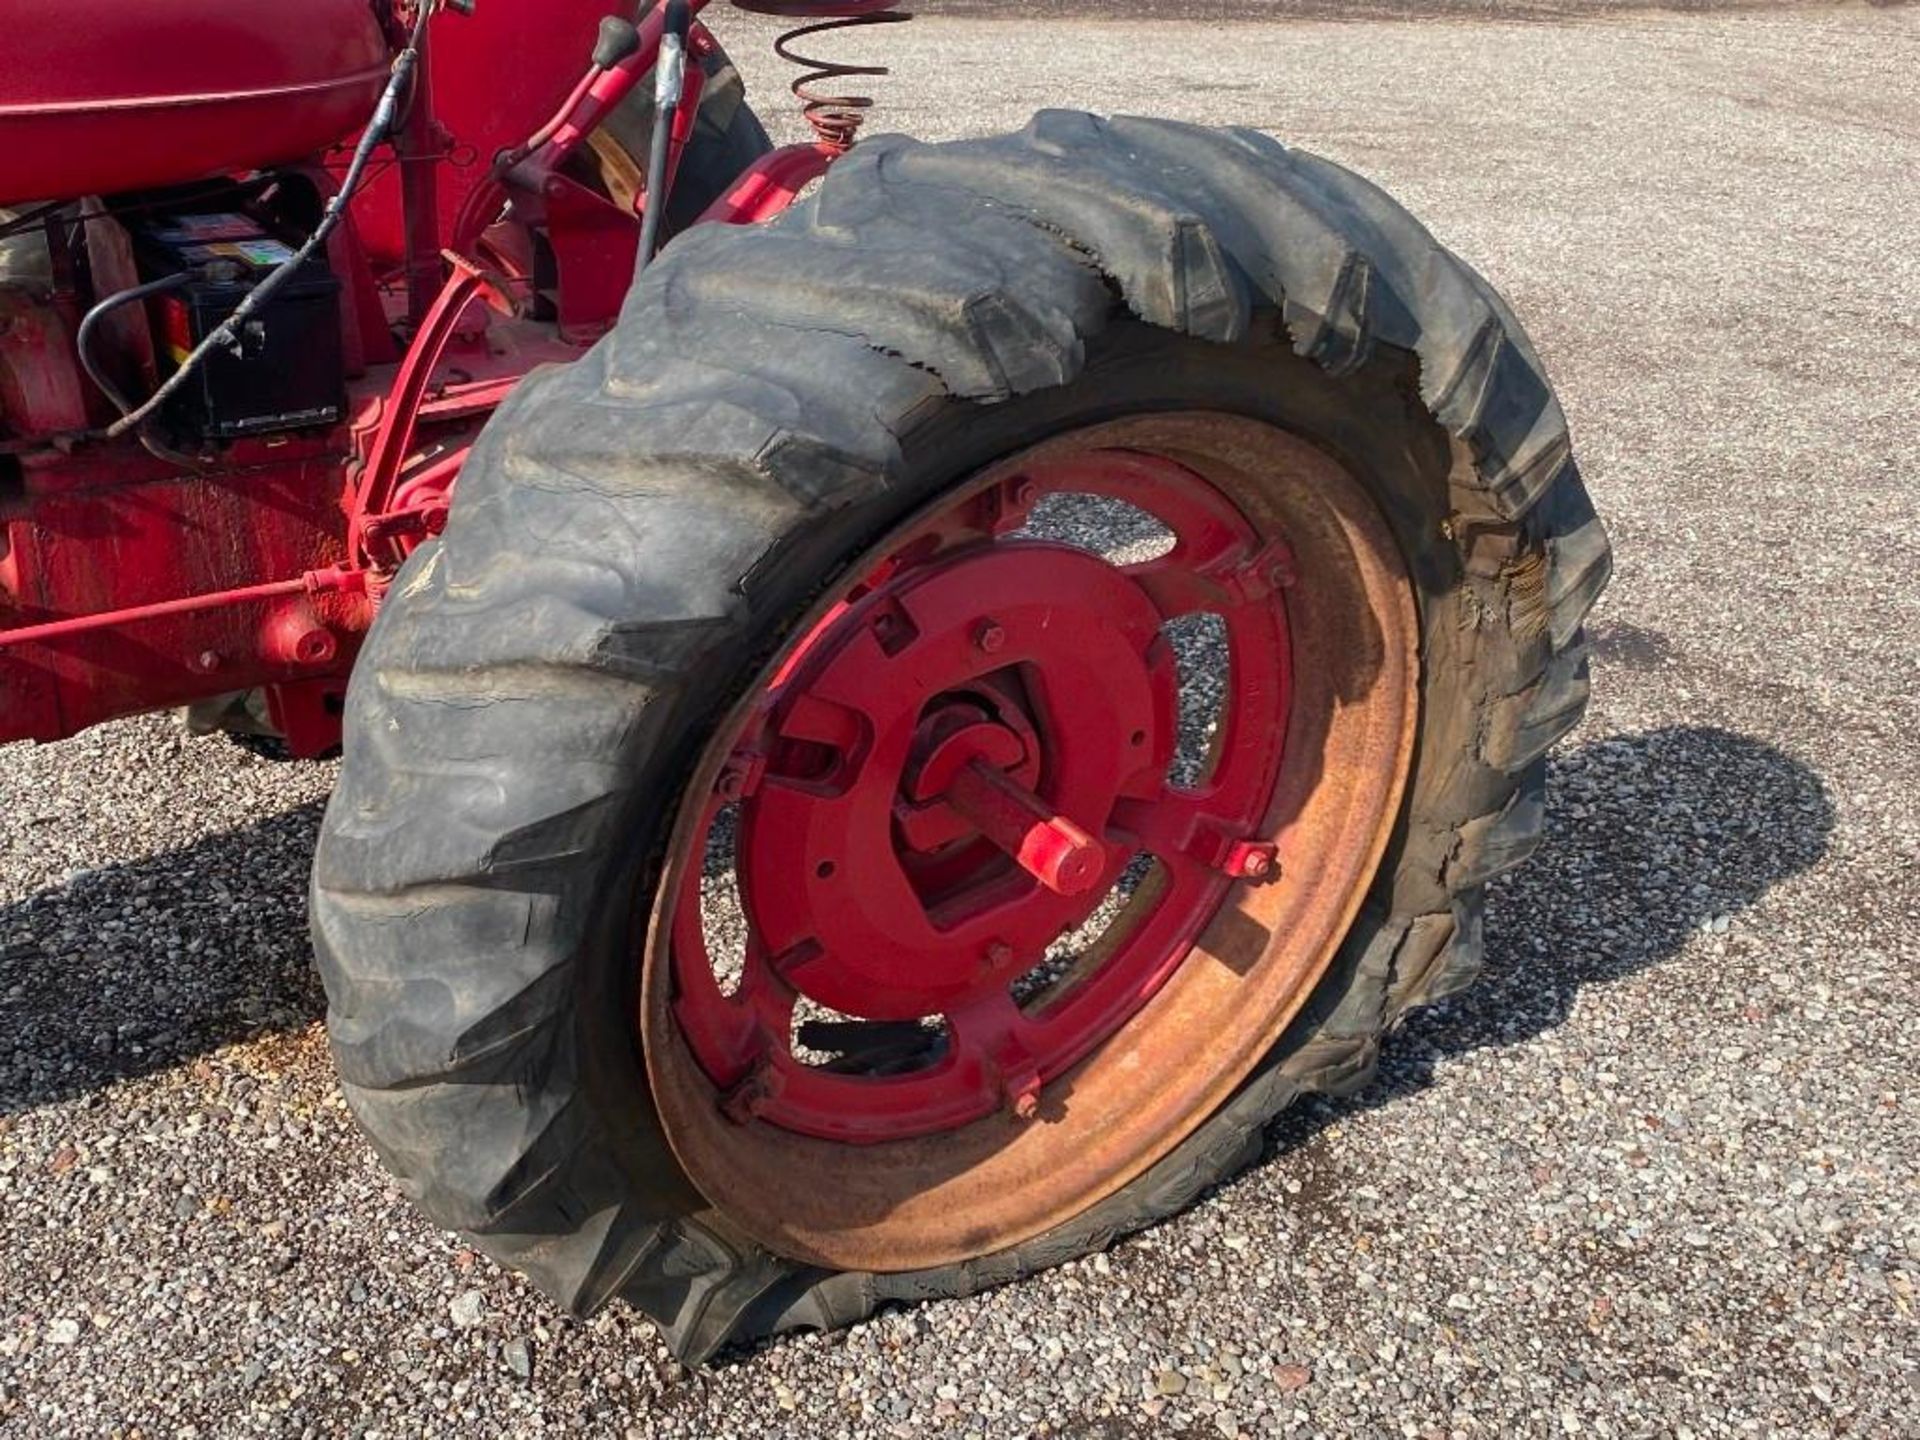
[{"x1": 0, "y1": 0, "x2": 1609, "y2": 1361}]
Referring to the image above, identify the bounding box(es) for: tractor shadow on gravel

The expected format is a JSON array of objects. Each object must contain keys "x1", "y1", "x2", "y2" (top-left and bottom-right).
[
  {"x1": 0, "y1": 801, "x2": 329, "y2": 1115},
  {"x1": 1259, "y1": 722, "x2": 1835, "y2": 1169},
  {"x1": 0, "y1": 725, "x2": 1832, "y2": 1132}
]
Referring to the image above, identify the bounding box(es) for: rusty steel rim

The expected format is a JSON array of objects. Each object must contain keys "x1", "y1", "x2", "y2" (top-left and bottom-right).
[{"x1": 641, "y1": 413, "x2": 1420, "y2": 1273}]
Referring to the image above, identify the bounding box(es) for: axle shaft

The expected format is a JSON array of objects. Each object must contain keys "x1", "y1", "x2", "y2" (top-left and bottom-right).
[{"x1": 942, "y1": 760, "x2": 1106, "y2": 898}]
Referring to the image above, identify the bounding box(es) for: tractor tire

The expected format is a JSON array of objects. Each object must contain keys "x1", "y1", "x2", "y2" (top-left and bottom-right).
[
  {"x1": 586, "y1": 40, "x2": 773, "y2": 236},
  {"x1": 313, "y1": 112, "x2": 1610, "y2": 1364}
]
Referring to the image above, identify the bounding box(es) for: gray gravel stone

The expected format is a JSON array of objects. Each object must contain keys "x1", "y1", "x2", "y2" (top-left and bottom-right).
[{"x1": 503, "y1": 1337, "x2": 533, "y2": 1381}]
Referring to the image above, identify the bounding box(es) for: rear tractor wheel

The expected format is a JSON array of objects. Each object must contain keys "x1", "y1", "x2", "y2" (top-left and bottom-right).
[{"x1": 313, "y1": 112, "x2": 1610, "y2": 1362}]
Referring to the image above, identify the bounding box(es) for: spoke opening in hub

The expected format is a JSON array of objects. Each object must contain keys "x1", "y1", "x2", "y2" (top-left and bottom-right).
[
  {"x1": 1011, "y1": 850, "x2": 1160, "y2": 1013},
  {"x1": 1164, "y1": 612, "x2": 1230, "y2": 790},
  {"x1": 700, "y1": 802, "x2": 747, "y2": 997},
  {"x1": 791, "y1": 998, "x2": 950, "y2": 1077},
  {"x1": 1017, "y1": 491, "x2": 1176, "y2": 565}
]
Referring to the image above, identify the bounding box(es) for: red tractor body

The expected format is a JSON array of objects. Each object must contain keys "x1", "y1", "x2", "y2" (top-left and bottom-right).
[
  {"x1": 0, "y1": 0, "x2": 392, "y2": 206},
  {"x1": 0, "y1": 0, "x2": 825, "y2": 752}
]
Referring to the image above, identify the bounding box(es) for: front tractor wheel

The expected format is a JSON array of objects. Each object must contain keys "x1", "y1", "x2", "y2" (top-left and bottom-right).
[{"x1": 313, "y1": 112, "x2": 1610, "y2": 1362}]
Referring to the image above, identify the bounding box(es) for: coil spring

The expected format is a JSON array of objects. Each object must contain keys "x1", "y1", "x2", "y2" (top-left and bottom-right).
[{"x1": 729, "y1": 1, "x2": 913, "y2": 151}]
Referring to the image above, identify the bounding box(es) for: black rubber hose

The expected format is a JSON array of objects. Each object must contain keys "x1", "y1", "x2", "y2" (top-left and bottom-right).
[
  {"x1": 75, "y1": 273, "x2": 192, "y2": 419},
  {"x1": 636, "y1": 0, "x2": 693, "y2": 271}
]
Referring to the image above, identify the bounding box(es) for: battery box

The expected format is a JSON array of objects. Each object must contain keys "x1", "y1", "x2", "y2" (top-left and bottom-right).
[{"x1": 134, "y1": 212, "x2": 345, "y2": 440}]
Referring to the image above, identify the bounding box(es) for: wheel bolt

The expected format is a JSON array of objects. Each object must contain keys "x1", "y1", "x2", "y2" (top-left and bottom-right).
[
  {"x1": 720, "y1": 1062, "x2": 782, "y2": 1126},
  {"x1": 973, "y1": 619, "x2": 1007, "y2": 655},
  {"x1": 1223, "y1": 840, "x2": 1280, "y2": 882}
]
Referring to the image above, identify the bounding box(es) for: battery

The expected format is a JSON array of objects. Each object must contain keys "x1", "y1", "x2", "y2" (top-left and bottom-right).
[{"x1": 134, "y1": 212, "x2": 345, "y2": 440}]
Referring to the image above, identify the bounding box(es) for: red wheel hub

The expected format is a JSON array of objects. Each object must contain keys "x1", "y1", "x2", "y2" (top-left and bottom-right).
[
  {"x1": 746, "y1": 542, "x2": 1169, "y2": 1017},
  {"x1": 666, "y1": 451, "x2": 1297, "y2": 1143}
]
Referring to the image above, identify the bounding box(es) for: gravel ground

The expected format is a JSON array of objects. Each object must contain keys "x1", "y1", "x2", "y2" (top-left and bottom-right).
[{"x1": 3, "y1": 5, "x2": 1918, "y2": 1437}]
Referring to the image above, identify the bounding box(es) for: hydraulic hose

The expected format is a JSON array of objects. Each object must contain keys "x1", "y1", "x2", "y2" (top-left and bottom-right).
[
  {"x1": 636, "y1": 0, "x2": 693, "y2": 272},
  {"x1": 75, "y1": 273, "x2": 192, "y2": 418}
]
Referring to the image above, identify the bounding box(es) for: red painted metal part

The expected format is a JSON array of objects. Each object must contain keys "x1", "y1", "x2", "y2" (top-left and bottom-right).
[
  {"x1": 0, "y1": 574, "x2": 334, "y2": 650},
  {"x1": 696, "y1": 144, "x2": 839, "y2": 228},
  {"x1": 397, "y1": 19, "x2": 447, "y2": 335},
  {"x1": 661, "y1": 35, "x2": 716, "y2": 205},
  {"x1": 0, "y1": 0, "x2": 390, "y2": 207},
  {"x1": 0, "y1": 0, "x2": 867, "y2": 754},
  {"x1": 348, "y1": 254, "x2": 497, "y2": 568},
  {"x1": 0, "y1": 292, "x2": 88, "y2": 438},
  {"x1": 352, "y1": 0, "x2": 721, "y2": 273},
  {"x1": 667, "y1": 451, "x2": 1297, "y2": 1144},
  {"x1": 545, "y1": 4, "x2": 717, "y2": 163},
  {"x1": 940, "y1": 760, "x2": 1108, "y2": 899},
  {"x1": 0, "y1": 311, "x2": 583, "y2": 746},
  {"x1": 474, "y1": 8, "x2": 721, "y2": 342},
  {"x1": 0, "y1": 447, "x2": 374, "y2": 743}
]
